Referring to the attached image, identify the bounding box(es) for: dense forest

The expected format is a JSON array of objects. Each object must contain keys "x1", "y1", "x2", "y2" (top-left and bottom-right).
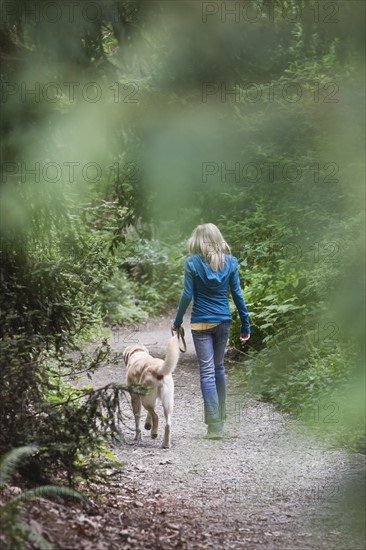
[{"x1": 0, "y1": 0, "x2": 365, "y2": 547}]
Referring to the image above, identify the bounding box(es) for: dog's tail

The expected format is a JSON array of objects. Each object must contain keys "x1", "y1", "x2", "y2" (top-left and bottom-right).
[{"x1": 157, "y1": 335, "x2": 180, "y2": 376}]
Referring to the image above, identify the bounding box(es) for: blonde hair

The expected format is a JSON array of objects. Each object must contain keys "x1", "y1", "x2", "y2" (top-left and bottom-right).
[{"x1": 187, "y1": 223, "x2": 231, "y2": 271}]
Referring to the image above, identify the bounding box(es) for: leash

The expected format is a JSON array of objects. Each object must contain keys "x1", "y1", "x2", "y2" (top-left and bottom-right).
[{"x1": 171, "y1": 325, "x2": 187, "y2": 353}]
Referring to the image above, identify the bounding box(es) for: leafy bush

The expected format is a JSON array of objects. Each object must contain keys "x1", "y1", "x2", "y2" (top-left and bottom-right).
[
  {"x1": 98, "y1": 234, "x2": 185, "y2": 324},
  {"x1": 31, "y1": 367, "x2": 132, "y2": 481},
  {"x1": 234, "y1": 337, "x2": 364, "y2": 452},
  {"x1": 0, "y1": 216, "x2": 131, "y2": 479},
  {"x1": 224, "y1": 211, "x2": 365, "y2": 452},
  {"x1": 98, "y1": 272, "x2": 148, "y2": 325}
]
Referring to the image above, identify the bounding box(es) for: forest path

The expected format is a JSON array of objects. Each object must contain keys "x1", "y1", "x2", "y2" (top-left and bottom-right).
[{"x1": 83, "y1": 313, "x2": 365, "y2": 550}]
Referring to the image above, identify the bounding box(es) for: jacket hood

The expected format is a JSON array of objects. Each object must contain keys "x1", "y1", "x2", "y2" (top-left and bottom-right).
[{"x1": 188, "y1": 254, "x2": 235, "y2": 287}]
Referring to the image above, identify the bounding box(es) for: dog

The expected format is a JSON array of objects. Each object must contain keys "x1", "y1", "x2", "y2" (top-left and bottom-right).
[{"x1": 123, "y1": 335, "x2": 180, "y2": 448}]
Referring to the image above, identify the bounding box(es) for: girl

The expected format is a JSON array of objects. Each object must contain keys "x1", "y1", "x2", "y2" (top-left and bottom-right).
[{"x1": 173, "y1": 223, "x2": 250, "y2": 439}]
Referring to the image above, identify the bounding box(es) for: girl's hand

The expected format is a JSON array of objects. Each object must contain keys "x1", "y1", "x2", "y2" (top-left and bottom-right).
[{"x1": 240, "y1": 333, "x2": 250, "y2": 343}]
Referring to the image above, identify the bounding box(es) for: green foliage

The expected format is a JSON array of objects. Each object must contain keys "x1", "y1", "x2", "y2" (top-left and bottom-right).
[
  {"x1": 235, "y1": 339, "x2": 364, "y2": 452},
  {"x1": 0, "y1": 0, "x2": 364, "y2": 485},
  {"x1": 0, "y1": 205, "x2": 129, "y2": 478},
  {"x1": 98, "y1": 271, "x2": 148, "y2": 325},
  {"x1": 98, "y1": 233, "x2": 185, "y2": 323},
  {"x1": 0, "y1": 446, "x2": 82, "y2": 550},
  {"x1": 119, "y1": 235, "x2": 185, "y2": 312},
  {"x1": 223, "y1": 201, "x2": 364, "y2": 451},
  {"x1": 34, "y1": 368, "x2": 130, "y2": 480}
]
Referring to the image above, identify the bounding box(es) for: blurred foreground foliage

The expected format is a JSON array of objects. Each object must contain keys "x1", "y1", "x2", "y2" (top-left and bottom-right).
[{"x1": 0, "y1": 0, "x2": 364, "y2": 490}]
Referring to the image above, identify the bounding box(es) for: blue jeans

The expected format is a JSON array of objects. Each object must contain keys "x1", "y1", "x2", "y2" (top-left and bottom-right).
[{"x1": 191, "y1": 321, "x2": 231, "y2": 432}]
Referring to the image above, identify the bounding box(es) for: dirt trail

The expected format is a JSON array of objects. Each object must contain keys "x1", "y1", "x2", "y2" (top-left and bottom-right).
[{"x1": 87, "y1": 314, "x2": 365, "y2": 549}]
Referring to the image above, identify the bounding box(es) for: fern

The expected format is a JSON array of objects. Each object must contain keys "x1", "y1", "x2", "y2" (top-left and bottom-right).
[
  {"x1": 0, "y1": 446, "x2": 38, "y2": 488},
  {"x1": 0, "y1": 485, "x2": 81, "y2": 515},
  {"x1": 16, "y1": 523, "x2": 53, "y2": 550},
  {"x1": 0, "y1": 446, "x2": 83, "y2": 550}
]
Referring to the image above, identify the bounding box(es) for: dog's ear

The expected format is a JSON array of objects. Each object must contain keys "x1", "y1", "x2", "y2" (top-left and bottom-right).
[
  {"x1": 123, "y1": 344, "x2": 148, "y2": 364},
  {"x1": 123, "y1": 347, "x2": 131, "y2": 365}
]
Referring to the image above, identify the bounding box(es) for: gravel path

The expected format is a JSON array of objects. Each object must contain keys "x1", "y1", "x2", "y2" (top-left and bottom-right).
[{"x1": 87, "y1": 314, "x2": 365, "y2": 549}]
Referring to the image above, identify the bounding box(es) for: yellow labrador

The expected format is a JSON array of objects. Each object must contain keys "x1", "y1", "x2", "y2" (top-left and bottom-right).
[{"x1": 123, "y1": 335, "x2": 180, "y2": 448}]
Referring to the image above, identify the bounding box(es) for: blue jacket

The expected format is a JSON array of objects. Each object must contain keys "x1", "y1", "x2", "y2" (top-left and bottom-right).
[{"x1": 174, "y1": 254, "x2": 250, "y2": 333}]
